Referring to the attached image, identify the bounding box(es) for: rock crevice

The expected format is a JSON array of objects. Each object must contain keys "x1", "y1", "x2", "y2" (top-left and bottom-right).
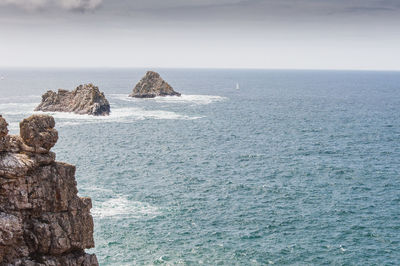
[{"x1": 0, "y1": 114, "x2": 98, "y2": 265}]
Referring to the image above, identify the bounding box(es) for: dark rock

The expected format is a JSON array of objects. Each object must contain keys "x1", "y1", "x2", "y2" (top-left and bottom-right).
[
  {"x1": 0, "y1": 116, "x2": 9, "y2": 152},
  {"x1": 35, "y1": 84, "x2": 110, "y2": 116},
  {"x1": 0, "y1": 116, "x2": 8, "y2": 138},
  {"x1": 129, "y1": 71, "x2": 181, "y2": 98},
  {"x1": 0, "y1": 115, "x2": 98, "y2": 266}
]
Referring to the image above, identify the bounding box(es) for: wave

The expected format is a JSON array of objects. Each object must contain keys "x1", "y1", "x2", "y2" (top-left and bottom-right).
[
  {"x1": 0, "y1": 103, "x2": 37, "y2": 116},
  {"x1": 0, "y1": 95, "x2": 207, "y2": 125},
  {"x1": 36, "y1": 107, "x2": 201, "y2": 126},
  {"x1": 0, "y1": 103, "x2": 201, "y2": 130},
  {"x1": 111, "y1": 107, "x2": 202, "y2": 120},
  {"x1": 91, "y1": 196, "x2": 160, "y2": 219},
  {"x1": 110, "y1": 94, "x2": 227, "y2": 105}
]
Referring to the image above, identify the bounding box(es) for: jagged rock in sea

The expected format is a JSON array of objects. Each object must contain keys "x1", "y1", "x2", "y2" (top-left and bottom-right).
[
  {"x1": 35, "y1": 84, "x2": 110, "y2": 116},
  {"x1": 0, "y1": 114, "x2": 98, "y2": 265},
  {"x1": 129, "y1": 71, "x2": 181, "y2": 98}
]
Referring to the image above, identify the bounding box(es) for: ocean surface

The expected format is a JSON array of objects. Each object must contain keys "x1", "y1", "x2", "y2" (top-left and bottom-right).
[{"x1": 0, "y1": 68, "x2": 399, "y2": 265}]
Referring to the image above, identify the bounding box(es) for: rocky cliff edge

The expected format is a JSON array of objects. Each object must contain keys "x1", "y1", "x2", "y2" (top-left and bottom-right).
[{"x1": 0, "y1": 114, "x2": 98, "y2": 266}]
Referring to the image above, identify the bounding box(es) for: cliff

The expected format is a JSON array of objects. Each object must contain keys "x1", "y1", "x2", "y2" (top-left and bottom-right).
[
  {"x1": 129, "y1": 71, "x2": 181, "y2": 98},
  {"x1": 35, "y1": 84, "x2": 110, "y2": 116},
  {"x1": 0, "y1": 114, "x2": 98, "y2": 265}
]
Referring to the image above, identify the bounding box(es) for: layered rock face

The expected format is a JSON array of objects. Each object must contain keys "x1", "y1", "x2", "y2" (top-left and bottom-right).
[
  {"x1": 129, "y1": 71, "x2": 181, "y2": 98},
  {"x1": 35, "y1": 84, "x2": 110, "y2": 116},
  {"x1": 0, "y1": 115, "x2": 98, "y2": 265}
]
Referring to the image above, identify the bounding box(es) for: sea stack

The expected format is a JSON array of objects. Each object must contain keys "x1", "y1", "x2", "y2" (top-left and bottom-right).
[
  {"x1": 0, "y1": 114, "x2": 98, "y2": 265},
  {"x1": 35, "y1": 84, "x2": 110, "y2": 116},
  {"x1": 129, "y1": 71, "x2": 181, "y2": 98}
]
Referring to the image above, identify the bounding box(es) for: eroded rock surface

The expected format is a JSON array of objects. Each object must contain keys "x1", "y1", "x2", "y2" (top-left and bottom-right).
[
  {"x1": 129, "y1": 71, "x2": 181, "y2": 98},
  {"x1": 35, "y1": 84, "x2": 110, "y2": 116},
  {"x1": 0, "y1": 115, "x2": 98, "y2": 265},
  {"x1": 0, "y1": 116, "x2": 8, "y2": 138}
]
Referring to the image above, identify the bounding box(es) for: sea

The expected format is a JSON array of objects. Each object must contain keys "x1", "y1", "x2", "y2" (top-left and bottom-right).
[{"x1": 0, "y1": 68, "x2": 399, "y2": 265}]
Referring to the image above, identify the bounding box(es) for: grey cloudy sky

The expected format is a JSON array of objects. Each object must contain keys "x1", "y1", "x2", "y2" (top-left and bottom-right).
[{"x1": 0, "y1": 0, "x2": 399, "y2": 69}]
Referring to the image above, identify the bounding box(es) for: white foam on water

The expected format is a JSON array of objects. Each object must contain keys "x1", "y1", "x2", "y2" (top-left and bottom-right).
[
  {"x1": 91, "y1": 196, "x2": 160, "y2": 219},
  {"x1": 36, "y1": 111, "x2": 110, "y2": 121},
  {"x1": 36, "y1": 107, "x2": 201, "y2": 126},
  {"x1": 155, "y1": 94, "x2": 227, "y2": 105},
  {"x1": 111, "y1": 107, "x2": 200, "y2": 120},
  {"x1": 0, "y1": 110, "x2": 34, "y2": 116},
  {"x1": 57, "y1": 121, "x2": 84, "y2": 127},
  {"x1": 8, "y1": 122, "x2": 19, "y2": 131},
  {"x1": 80, "y1": 186, "x2": 114, "y2": 194},
  {"x1": 0, "y1": 96, "x2": 205, "y2": 126},
  {"x1": 0, "y1": 103, "x2": 37, "y2": 115},
  {"x1": 110, "y1": 94, "x2": 227, "y2": 105}
]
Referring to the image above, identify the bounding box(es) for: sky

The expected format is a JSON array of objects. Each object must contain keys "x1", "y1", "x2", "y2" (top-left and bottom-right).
[{"x1": 0, "y1": 0, "x2": 399, "y2": 70}]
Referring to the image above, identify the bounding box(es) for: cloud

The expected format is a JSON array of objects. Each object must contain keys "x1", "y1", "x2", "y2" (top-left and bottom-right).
[
  {"x1": 0, "y1": 0, "x2": 47, "y2": 10},
  {"x1": 59, "y1": 0, "x2": 102, "y2": 11},
  {"x1": 0, "y1": 0, "x2": 102, "y2": 11},
  {"x1": 107, "y1": 0, "x2": 245, "y2": 10}
]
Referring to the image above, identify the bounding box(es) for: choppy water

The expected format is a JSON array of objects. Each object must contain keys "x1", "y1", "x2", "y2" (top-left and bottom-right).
[{"x1": 1, "y1": 69, "x2": 400, "y2": 265}]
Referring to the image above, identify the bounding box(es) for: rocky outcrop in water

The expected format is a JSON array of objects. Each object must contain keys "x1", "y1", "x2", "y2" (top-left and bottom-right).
[
  {"x1": 0, "y1": 114, "x2": 98, "y2": 265},
  {"x1": 35, "y1": 84, "x2": 110, "y2": 116},
  {"x1": 129, "y1": 71, "x2": 181, "y2": 98}
]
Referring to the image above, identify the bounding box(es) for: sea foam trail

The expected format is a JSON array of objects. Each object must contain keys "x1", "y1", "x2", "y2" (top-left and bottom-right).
[
  {"x1": 91, "y1": 196, "x2": 160, "y2": 219},
  {"x1": 34, "y1": 107, "x2": 201, "y2": 127},
  {"x1": 0, "y1": 100, "x2": 201, "y2": 129},
  {"x1": 0, "y1": 103, "x2": 36, "y2": 115},
  {"x1": 110, "y1": 94, "x2": 227, "y2": 105}
]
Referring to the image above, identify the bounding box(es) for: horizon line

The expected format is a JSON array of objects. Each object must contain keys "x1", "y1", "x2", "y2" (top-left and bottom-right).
[{"x1": 0, "y1": 66, "x2": 399, "y2": 72}]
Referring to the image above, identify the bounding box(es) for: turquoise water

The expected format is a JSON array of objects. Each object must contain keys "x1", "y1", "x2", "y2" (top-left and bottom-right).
[{"x1": 1, "y1": 69, "x2": 399, "y2": 265}]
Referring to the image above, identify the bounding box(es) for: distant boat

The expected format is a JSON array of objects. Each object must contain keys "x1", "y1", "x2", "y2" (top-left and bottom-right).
[{"x1": 235, "y1": 82, "x2": 240, "y2": 90}]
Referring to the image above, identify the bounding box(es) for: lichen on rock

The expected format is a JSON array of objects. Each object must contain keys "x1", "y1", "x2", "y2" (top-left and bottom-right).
[
  {"x1": 35, "y1": 84, "x2": 110, "y2": 116},
  {"x1": 129, "y1": 71, "x2": 181, "y2": 98},
  {"x1": 0, "y1": 114, "x2": 98, "y2": 265}
]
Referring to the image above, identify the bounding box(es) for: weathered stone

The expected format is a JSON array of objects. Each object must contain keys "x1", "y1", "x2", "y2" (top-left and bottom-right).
[
  {"x1": 0, "y1": 116, "x2": 9, "y2": 152},
  {"x1": 0, "y1": 213, "x2": 29, "y2": 263},
  {"x1": 35, "y1": 84, "x2": 110, "y2": 116},
  {"x1": 0, "y1": 152, "x2": 41, "y2": 179},
  {"x1": 0, "y1": 115, "x2": 97, "y2": 265},
  {"x1": 10, "y1": 251, "x2": 98, "y2": 266},
  {"x1": 130, "y1": 71, "x2": 181, "y2": 98},
  {"x1": 19, "y1": 115, "x2": 58, "y2": 152},
  {"x1": 0, "y1": 116, "x2": 8, "y2": 138}
]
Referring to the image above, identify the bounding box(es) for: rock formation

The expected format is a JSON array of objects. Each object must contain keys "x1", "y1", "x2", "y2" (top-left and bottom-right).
[
  {"x1": 129, "y1": 71, "x2": 181, "y2": 98},
  {"x1": 35, "y1": 84, "x2": 110, "y2": 116},
  {"x1": 0, "y1": 114, "x2": 98, "y2": 265}
]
